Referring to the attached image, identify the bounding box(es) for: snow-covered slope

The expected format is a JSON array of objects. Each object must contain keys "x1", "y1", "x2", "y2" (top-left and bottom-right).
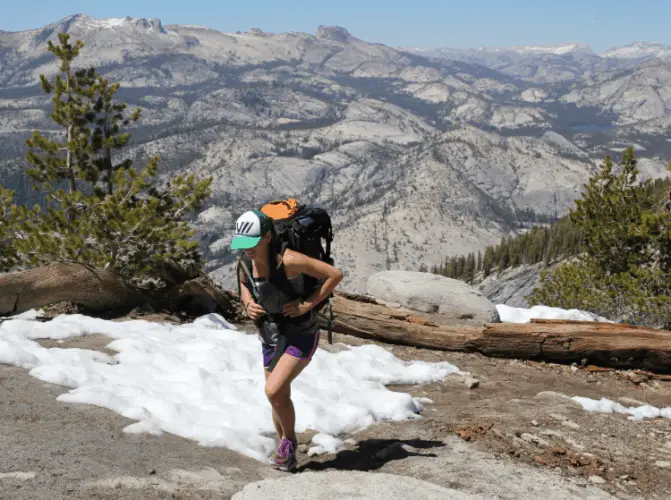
[{"x1": 602, "y1": 42, "x2": 671, "y2": 61}]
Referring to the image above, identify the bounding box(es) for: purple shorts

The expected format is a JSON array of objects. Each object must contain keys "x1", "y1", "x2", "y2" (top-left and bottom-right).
[{"x1": 262, "y1": 331, "x2": 320, "y2": 368}]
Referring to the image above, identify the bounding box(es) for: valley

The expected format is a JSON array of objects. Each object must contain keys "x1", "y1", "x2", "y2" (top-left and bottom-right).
[{"x1": 2, "y1": 15, "x2": 671, "y2": 292}]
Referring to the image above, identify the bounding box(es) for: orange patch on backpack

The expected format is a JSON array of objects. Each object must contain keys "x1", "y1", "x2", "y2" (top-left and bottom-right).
[{"x1": 260, "y1": 198, "x2": 300, "y2": 220}]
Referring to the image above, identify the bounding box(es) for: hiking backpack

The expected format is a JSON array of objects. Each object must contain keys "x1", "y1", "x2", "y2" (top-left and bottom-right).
[{"x1": 236, "y1": 198, "x2": 336, "y2": 343}]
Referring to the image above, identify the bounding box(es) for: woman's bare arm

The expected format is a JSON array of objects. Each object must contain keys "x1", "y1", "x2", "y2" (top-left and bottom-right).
[
  {"x1": 238, "y1": 265, "x2": 266, "y2": 320},
  {"x1": 281, "y1": 249, "x2": 343, "y2": 317}
]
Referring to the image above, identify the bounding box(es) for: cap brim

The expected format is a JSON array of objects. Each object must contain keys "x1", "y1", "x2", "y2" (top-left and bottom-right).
[{"x1": 231, "y1": 235, "x2": 261, "y2": 250}]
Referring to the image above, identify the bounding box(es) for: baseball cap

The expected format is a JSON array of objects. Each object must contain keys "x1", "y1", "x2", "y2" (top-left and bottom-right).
[{"x1": 231, "y1": 209, "x2": 273, "y2": 250}]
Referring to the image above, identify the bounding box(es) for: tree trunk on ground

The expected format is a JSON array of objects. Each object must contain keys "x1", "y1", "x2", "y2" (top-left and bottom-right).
[
  {"x1": 2, "y1": 267, "x2": 669, "y2": 374},
  {"x1": 0, "y1": 263, "x2": 143, "y2": 315},
  {"x1": 0, "y1": 262, "x2": 243, "y2": 322},
  {"x1": 320, "y1": 293, "x2": 671, "y2": 374}
]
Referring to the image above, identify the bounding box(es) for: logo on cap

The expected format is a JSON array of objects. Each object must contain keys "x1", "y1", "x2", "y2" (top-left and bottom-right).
[{"x1": 236, "y1": 221, "x2": 255, "y2": 235}]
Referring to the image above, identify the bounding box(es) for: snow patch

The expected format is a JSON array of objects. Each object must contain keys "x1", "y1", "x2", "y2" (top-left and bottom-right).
[
  {"x1": 496, "y1": 304, "x2": 612, "y2": 323},
  {"x1": 0, "y1": 313, "x2": 461, "y2": 463},
  {"x1": 308, "y1": 433, "x2": 346, "y2": 456},
  {"x1": 571, "y1": 396, "x2": 671, "y2": 421}
]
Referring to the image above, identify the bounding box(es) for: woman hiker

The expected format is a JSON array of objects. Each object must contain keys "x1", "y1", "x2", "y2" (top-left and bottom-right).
[{"x1": 231, "y1": 209, "x2": 343, "y2": 471}]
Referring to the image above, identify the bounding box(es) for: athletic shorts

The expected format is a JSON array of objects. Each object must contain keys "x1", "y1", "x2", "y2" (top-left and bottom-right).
[{"x1": 262, "y1": 330, "x2": 320, "y2": 368}]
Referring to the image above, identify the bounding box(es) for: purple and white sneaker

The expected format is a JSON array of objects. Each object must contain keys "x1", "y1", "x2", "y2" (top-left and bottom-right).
[{"x1": 270, "y1": 438, "x2": 297, "y2": 472}]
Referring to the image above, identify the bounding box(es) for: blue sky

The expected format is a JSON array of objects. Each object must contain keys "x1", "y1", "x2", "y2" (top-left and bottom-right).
[{"x1": 3, "y1": 0, "x2": 671, "y2": 52}]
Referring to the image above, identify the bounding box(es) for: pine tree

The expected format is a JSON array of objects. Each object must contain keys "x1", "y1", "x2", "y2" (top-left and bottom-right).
[
  {"x1": 497, "y1": 239, "x2": 509, "y2": 274},
  {"x1": 0, "y1": 188, "x2": 20, "y2": 271},
  {"x1": 88, "y1": 76, "x2": 141, "y2": 196},
  {"x1": 25, "y1": 34, "x2": 89, "y2": 197},
  {"x1": 445, "y1": 257, "x2": 455, "y2": 278},
  {"x1": 531, "y1": 148, "x2": 671, "y2": 326},
  {"x1": 4, "y1": 33, "x2": 213, "y2": 286},
  {"x1": 569, "y1": 148, "x2": 651, "y2": 274},
  {"x1": 482, "y1": 247, "x2": 493, "y2": 277},
  {"x1": 465, "y1": 252, "x2": 476, "y2": 283}
]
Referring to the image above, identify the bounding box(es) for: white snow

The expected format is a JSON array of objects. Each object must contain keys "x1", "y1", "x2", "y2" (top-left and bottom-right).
[
  {"x1": 0, "y1": 312, "x2": 461, "y2": 462},
  {"x1": 448, "y1": 43, "x2": 592, "y2": 56},
  {"x1": 78, "y1": 17, "x2": 129, "y2": 29},
  {"x1": 0, "y1": 301, "x2": 651, "y2": 463},
  {"x1": 571, "y1": 396, "x2": 671, "y2": 421},
  {"x1": 12, "y1": 308, "x2": 46, "y2": 321},
  {"x1": 98, "y1": 18, "x2": 127, "y2": 28},
  {"x1": 512, "y1": 43, "x2": 591, "y2": 56},
  {"x1": 307, "y1": 433, "x2": 346, "y2": 456},
  {"x1": 602, "y1": 42, "x2": 671, "y2": 60},
  {"x1": 496, "y1": 304, "x2": 612, "y2": 324}
]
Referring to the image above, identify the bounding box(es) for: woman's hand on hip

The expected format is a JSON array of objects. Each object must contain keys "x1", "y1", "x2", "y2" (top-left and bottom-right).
[{"x1": 282, "y1": 299, "x2": 311, "y2": 318}]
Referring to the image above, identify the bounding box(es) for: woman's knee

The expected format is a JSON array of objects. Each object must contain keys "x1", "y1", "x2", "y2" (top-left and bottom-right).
[{"x1": 264, "y1": 381, "x2": 290, "y2": 404}]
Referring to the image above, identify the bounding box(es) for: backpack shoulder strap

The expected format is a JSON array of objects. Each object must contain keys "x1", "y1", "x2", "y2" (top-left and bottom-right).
[
  {"x1": 237, "y1": 254, "x2": 259, "y2": 300},
  {"x1": 269, "y1": 247, "x2": 301, "y2": 300}
]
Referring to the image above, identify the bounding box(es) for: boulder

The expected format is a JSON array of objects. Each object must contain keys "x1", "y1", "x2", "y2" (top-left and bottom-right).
[{"x1": 366, "y1": 271, "x2": 500, "y2": 324}]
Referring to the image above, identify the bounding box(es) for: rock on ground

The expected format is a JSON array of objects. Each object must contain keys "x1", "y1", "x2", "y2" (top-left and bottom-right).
[
  {"x1": 366, "y1": 271, "x2": 500, "y2": 324},
  {"x1": 231, "y1": 470, "x2": 481, "y2": 500}
]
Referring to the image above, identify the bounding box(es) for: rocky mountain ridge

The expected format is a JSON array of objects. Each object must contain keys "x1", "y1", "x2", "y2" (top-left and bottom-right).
[
  {"x1": 408, "y1": 40, "x2": 671, "y2": 84},
  {"x1": 2, "y1": 15, "x2": 671, "y2": 293}
]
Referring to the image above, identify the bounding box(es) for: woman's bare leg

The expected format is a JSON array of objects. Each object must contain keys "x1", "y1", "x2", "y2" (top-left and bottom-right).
[
  {"x1": 264, "y1": 354, "x2": 310, "y2": 443},
  {"x1": 264, "y1": 368, "x2": 285, "y2": 441}
]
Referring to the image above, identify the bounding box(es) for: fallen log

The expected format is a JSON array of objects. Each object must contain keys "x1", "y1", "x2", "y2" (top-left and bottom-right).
[
  {"x1": 319, "y1": 294, "x2": 483, "y2": 349},
  {"x1": 0, "y1": 262, "x2": 244, "y2": 322},
  {"x1": 3, "y1": 266, "x2": 670, "y2": 374},
  {"x1": 319, "y1": 293, "x2": 671, "y2": 374},
  {"x1": 473, "y1": 322, "x2": 671, "y2": 374}
]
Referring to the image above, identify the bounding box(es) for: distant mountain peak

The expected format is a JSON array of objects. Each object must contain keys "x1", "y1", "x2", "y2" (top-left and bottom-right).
[
  {"x1": 407, "y1": 42, "x2": 594, "y2": 60},
  {"x1": 629, "y1": 41, "x2": 664, "y2": 48},
  {"x1": 316, "y1": 25, "x2": 353, "y2": 42},
  {"x1": 248, "y1": 28, "x2": 272, "y2": 36},
  {"x1": 508, "y1": 42, "x2": 593, "y2": 55},
  {"x1": 54, "y1": 14, "x2": 166, "y2": 34},
  {"x1": 64, "y1": 13, "x2": 89, "y2": 22},
  {"x1": 602, "y1": 41, "x2": 671, "y2": 59},
  {"x1": 460, "y1": 42, "x2": 593, "y2": 56}
]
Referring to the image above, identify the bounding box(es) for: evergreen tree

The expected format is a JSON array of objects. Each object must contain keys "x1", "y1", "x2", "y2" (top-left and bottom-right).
[
  {"x1": 497, "y1": 239, "x2": 509, "y2": 274},
  {"x1": 569, "y1": 149, "x2": 651, "y2": 274},
  {"x1": 88, "y1": 76, "x2": 141, "y2": 196},
  {"x1": 0, "y1": 189, "x2": 19, "y2": 271},
  {"x1": 465, "y1": 252, "x2": 476, "y2": 283},
  {"x1": 457, "y1": 255, "x2": 466, "y2": 279},
  {"x1": 2, "y1": 33, "x2": 213, "y2": 286},
  {"x1": 445, "y1": 257, "x2": 455, "y2": 278},
  {"x1": 25, "y1": 34, "x2": 89, "y2": 197},
  {"x1": 482, "y1": 247, "x2": 493, "y2": 277},
  {"x1": 530, "y1": 148, "x2": 671, "y2": 327}
]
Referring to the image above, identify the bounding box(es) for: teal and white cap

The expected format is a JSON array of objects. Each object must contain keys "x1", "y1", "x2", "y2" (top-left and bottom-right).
[{"x1": 231, "y1": 209, "x2": 273, "y2": 250}]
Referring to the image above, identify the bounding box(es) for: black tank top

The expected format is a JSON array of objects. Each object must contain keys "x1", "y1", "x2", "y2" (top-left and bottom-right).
[{"x1": 244, "y1": 259, "x2": 318, "y2": 337}]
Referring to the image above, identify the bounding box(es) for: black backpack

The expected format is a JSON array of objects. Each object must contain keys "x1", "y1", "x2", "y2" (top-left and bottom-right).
[{"x1": 236, "y1": 198, "x2": 335, "y2": 343}]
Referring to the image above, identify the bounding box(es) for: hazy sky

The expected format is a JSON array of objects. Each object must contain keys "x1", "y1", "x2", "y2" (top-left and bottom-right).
[{"x1": 3, "y1": 0, "x2": 670, "y2": 52}]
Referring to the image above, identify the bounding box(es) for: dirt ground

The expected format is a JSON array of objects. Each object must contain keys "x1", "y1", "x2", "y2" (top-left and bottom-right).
[
  {"x1": 318, "y1": 335, "x2": 671, "y2": 500},
  {"x1": 1, "y1": 321, "x2": 670, "y2": 499}
]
